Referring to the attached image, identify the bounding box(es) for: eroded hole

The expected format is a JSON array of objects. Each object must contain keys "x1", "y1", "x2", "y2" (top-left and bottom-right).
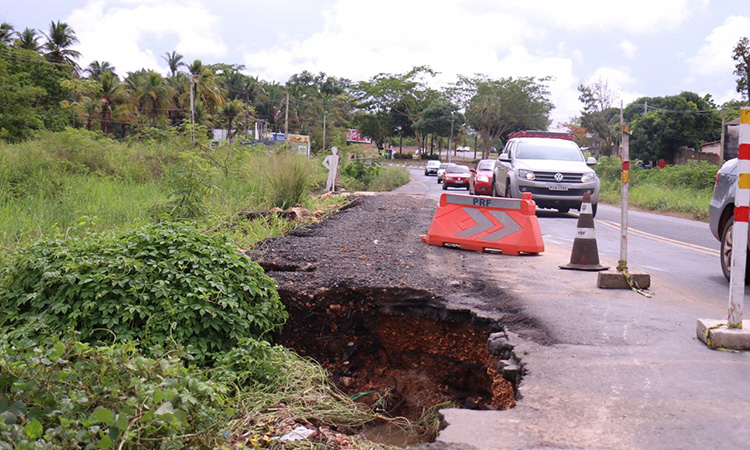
[{"x1": 277, "y1": 286, "x2": 521, "y2": 443}]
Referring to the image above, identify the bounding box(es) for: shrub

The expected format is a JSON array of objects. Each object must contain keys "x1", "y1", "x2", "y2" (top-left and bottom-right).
[
  {"x1": 0, "y1": 336, "x2": 232, "y2": 449},
  {"x1": 262, "y1": 151, "x2": 314, "y2": 209},
  {"x1": 0, "y1": 222, "x2": 287, "y2": 363}
]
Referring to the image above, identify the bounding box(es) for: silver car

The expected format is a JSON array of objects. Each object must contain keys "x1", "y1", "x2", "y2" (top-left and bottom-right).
[
  {"x1": 492, "y1": 136, "x2": 600, "y2": 215},
  {"x1": 709, "y1": 158, "x2": 748, "y2": 281}
]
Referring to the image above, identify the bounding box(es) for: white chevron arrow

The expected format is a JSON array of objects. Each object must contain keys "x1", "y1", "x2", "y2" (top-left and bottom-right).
[{"x1": 454, "y1": 208, "x2": 522, "y2": 241}]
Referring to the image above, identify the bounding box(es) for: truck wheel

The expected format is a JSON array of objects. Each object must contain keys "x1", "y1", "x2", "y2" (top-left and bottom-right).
[
  {"x1": 592, "y1": 203, "x2": 598, "y2": 218},
  {"x1": 720, "y1": 217, "x2": 750, "y2": 283},
  {"x1": 491, "y1": 179, "x2": 498, "y2": 197}
]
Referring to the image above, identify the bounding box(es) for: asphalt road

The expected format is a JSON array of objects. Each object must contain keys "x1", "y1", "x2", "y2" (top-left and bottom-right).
[
  {"x1": 405, "y1": 166, "x2": 728, "y2": 306},
  {"x1": 400, "y1": 165, "x2": 750, "y2": 450}
]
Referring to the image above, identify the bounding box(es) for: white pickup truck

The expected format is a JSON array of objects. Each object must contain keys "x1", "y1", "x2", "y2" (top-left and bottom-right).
[{"x1": 491, "y1": 131, "x2": 600, "y2": 216}]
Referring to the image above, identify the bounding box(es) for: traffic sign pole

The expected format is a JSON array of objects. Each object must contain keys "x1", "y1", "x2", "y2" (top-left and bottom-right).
[{"x1": 728, "y1": 108, "x2": 750, "y2": 328}]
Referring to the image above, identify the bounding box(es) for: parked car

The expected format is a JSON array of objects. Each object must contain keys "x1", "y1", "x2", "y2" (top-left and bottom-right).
[
  {"x1": 469, "y1": 159, "x2": 496, "y2": 195},
  {"x1": 437, "y1": 163, "x2": 453, "y2": 183},
  {"x1": 442, "y1": 165, "x2": 471, "y2": 190},
  {"x1": 492, "y1": 131, "x2": 599, "y2": 215},
  {"x1": 709, "y1": 158, "x2": 750, "y2": 282},
  {"x1": 424, "y1": 160, "x2": 441, "y2": 176}
]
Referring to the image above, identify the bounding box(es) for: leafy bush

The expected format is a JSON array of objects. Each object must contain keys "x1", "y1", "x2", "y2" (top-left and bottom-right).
[
  {"x1": 0, "y1": 222, "x2": 287, "y2": 363},
  {"x1": 0, "y1": 336, "x2": 232, "y2": 449}
]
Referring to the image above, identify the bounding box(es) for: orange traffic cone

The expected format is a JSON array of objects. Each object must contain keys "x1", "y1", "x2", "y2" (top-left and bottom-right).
[{"x1": 560, "y1": 193, "x2": 608, "y2": 271}]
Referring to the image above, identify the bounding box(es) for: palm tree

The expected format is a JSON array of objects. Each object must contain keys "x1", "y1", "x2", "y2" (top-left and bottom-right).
[
  {"x1": 162, "y1": 51, "x2": 185, "y2": 77},
  {"x1": 14, "y1": 28, "x2": 40, "y2": 51},
  {"x1": 135, "y1": 71, "x2": 174, "y2": 125},
  {"x1": 42, "y1": 20, "x2": 81, "y2": 73},
  {"x1": 187, "y1": 59, "x2": 224, "y2": 114},
  {"x1": 217, "y1": 99, "x2": 247, "y2": 141},
  {"x1": 86, "y1": 61, "x2": 116, "y2": 80},
  {"x1": 0, "y1": 22, "x2": 15, "y2": 45},
  {"x1": 98, "y1": 71, "x2": 128, "y2": 135}
]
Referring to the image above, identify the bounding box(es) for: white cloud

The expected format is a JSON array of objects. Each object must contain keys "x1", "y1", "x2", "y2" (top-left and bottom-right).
[
  {"x1": 67, "y1": 0, "x2": 228, "y2": 75},
  {"x1": 619, "y1": 40, "x2": 637, "y2": 59},
  {"x1": 463, "y1": 0, "x2": 704, "y2": 34},
  {"x1": 686, "y1": 15, "x2": 750, "y2": 77}
]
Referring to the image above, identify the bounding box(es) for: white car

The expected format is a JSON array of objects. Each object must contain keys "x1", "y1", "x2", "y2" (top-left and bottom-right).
[
  {"x1": 492, "y1": 131, "x2": 599, "y2": 215},
  {"x1": 424, "y1": 160, "x2": 441, "y2": 176}
]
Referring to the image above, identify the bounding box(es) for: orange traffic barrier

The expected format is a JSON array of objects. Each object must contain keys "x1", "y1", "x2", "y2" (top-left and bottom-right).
[{"x1": 422, "y1": 193, "x2": 544, "y2": 255}]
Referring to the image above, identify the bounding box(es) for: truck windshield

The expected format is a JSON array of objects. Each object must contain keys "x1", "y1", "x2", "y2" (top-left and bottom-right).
[{"x1": 515, "y1": 140, "x2": 583, "y2": 162}]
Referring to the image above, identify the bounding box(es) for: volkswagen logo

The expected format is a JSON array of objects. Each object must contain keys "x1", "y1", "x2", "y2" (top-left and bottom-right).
[{"x1": 554, "y1": 173, "x2": 564, "y2": 182}]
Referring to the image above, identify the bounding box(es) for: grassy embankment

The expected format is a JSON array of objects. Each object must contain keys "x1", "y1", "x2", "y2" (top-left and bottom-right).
[
  {"x1": 0, "y1": 129, "x2": 416, "y2": 449},
  {"x1": 595, "y1": 156, "x2": 717, "y2": 221}
]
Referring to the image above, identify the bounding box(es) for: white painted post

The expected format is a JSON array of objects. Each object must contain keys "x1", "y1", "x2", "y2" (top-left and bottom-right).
[
  {"x1": 727, "y1": 108, "x2": 750, "y2": 328},
  {"x1": 619, "y1": 102, "x2": 629, "y2": 269}
]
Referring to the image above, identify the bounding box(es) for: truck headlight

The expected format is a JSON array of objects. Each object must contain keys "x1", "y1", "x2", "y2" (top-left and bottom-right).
[
  {"x1": 518, "y1": 169, "x2": 535, "y2": 181},
  {"x1": 581, "y1": 172, "x2": 596, "y2": 183}
]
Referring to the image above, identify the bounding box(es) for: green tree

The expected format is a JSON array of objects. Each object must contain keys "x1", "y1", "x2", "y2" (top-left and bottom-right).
[
  {"x1": 217, "y1": 99, "x2": 249, "y2": 141},
  {"x1": 85, "y1": 60, "x2": 116, "y2": 80},
  {"x1": 162, "y1": 50, "x2": 185, "y2": 77},
  {"x1": 0, "y1": 22, "x2": 14, "y2": 45},
  {"x1": 626, "y1": 91, "x2": 721, "y2": 161},
  {"x1": 135, "y1": 71, "x2": 174, "y2": 125},
  {"x1": 463, "y1": 76, "x2": 553, "y2": 158},
  {"x1": 14, "y1": 27, "x2": 40, "y2": 51},
  {"x1": 577, "y1": 79, "x2": 620, "y2": 155},
  {"x1": 732, "y1": 37, "x2": 750, "y2": 101},
  {"x1": 0, "y1": 46, "x2": 72, "y2": 141},
  {"x1": 356, "y1": 65, "x2": 436, "y2": 146},
  {"x1": 42, "y1": 20, "x2": 81, "y2": 74},
  {"x1": 98, "y1": 71, "x2": 129, "y2": 135}
]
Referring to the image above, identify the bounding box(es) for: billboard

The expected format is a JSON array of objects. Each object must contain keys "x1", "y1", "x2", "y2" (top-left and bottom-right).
[{"x1": 347, "y1": 129, "x2": 372, "y2": 144}]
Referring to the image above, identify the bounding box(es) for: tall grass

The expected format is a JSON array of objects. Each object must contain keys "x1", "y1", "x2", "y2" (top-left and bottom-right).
[
  {"x1": 595, "y1": 156, "x2": 716, "y2": 221},
  {"x1": 0, "y1": 129, "x2": 332, "y2": 253}
]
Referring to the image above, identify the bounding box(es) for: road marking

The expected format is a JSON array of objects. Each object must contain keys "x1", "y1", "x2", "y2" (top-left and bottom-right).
[{"x1": 596, "y1": 219, "x2": 720, "y2": 257}]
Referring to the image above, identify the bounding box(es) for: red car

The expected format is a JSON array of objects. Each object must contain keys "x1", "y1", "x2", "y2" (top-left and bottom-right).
[
  {"x1": 442, "y1": 165, "x2": 471, "y2": 190},
  {"x1": 469, "y1": 159, "x2": 496, "y2": 195}
]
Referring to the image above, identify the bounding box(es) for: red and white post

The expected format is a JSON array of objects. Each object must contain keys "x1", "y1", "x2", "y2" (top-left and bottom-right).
[
  {"x1": 697, "y1": 107, "x2": 750, "y2": 350},
  {"x1": 728, "y1": 108, "x2": 750, "y2": 328}
]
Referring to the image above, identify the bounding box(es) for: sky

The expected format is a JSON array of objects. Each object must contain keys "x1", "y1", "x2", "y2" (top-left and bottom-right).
[{"x1": 2, "y1": 0, "x2": 750, "y2": 125}]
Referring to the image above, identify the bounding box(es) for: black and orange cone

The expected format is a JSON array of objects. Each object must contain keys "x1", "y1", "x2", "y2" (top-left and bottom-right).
[{"x1": 560, "y1": 193, "x2": 608, "y2": 271}]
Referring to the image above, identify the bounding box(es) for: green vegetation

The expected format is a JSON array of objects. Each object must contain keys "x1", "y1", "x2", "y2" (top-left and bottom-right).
[
  {"x1": 0, "y1": 223, "x2": 287, "y2": 363},
  {"x1": 596, "y1": 157, "x2": 717, "y2": 220},
  {"x1": 340, "y1": 158, "x2": 410, "y2": 191},
  {"x1": 0, "y1": 125, "x2": 413, "y2": 448}
]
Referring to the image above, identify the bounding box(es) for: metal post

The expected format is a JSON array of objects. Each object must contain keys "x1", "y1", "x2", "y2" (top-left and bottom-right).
[
  {"x1": 322, "y1": 111, "x2": 327, "y2": 151},
  {"x1": 448, "y1": 113, "x2": 454, "y2": 164},
  {"x1": 728, "y1": 108, "x2": 750, "y2": 328},
  {"x1": 284, "y1": 92, "x2": 289, "y2": 143},
  {"x1": 620, "y1": 100, "x2": 629, "y2": 268},
  {"x1": 720, "y1": 106, "x2": 726, "y2": 164}
]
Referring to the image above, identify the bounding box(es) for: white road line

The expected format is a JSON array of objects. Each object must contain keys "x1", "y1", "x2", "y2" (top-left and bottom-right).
[{"x1": 596, "y1": 219, "x2": 720, "y2": 257}]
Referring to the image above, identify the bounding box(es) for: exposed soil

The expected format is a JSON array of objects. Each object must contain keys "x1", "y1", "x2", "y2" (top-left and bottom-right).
[{"x1": 247, "y1": 192, "x2": 545, "y2": 430}]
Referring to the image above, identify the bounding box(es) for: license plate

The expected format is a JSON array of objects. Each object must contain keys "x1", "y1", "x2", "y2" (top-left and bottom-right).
[{"x1": 548, "y1": 185, "x2": 569, "y2": 191}]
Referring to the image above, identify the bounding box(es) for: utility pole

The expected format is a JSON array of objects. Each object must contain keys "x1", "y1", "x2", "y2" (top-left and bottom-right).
[
  {"x1": 448, "y1": 113, "x2": 455, "y2": 164},
  {"x1": 189, "y1": 75, "x2": 195, "y2": 144},
  {"x1": 245, "y1": 92, "x2": 250, "y2": 139},
  {"x1": 284, "y1": 92, "x2": 290, "y2": 143},
  {"x1": 322, "y1": 110, "x2": 327, "y2": 151}
]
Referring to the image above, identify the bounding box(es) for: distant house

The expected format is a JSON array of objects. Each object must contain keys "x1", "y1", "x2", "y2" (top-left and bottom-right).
[{"x1": 723, "y1": 118, "x2": 740, "y2": 160}]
